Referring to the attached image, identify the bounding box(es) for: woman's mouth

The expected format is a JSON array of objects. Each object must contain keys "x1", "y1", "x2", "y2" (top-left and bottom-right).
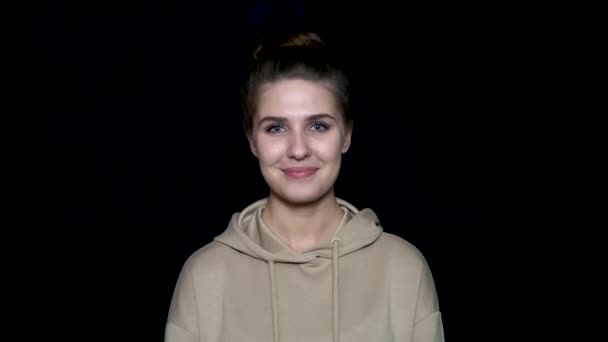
[{"x1": 282, "y1": 167, "x2": 318, "y2": 178}]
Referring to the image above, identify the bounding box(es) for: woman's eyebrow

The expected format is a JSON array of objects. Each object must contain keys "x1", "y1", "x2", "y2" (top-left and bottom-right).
[
  {"x1": 258, "y1": 113, "x2": 335, "y2": 125},
  {"x1": 307, "y1": 113, "x2": 335, "y2": 122},
  {"x1": 258, "y1": 116, "x2": 286, "y2": 125}
]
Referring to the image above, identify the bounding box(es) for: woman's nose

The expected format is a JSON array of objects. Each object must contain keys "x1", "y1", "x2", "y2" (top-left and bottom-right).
[{"x1": 287, "y1": 132, "x2": 311, "y2": 160}]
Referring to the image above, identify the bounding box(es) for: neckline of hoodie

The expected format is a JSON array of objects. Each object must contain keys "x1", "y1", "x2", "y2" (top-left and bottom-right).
[{"x1": 257, "y1": 205, "x2": 351, "y2": 255}]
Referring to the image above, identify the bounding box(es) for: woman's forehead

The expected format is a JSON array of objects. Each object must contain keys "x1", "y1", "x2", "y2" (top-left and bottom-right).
[{"x1": 257, "y1": 80, "x2": 339, "y2": 117}]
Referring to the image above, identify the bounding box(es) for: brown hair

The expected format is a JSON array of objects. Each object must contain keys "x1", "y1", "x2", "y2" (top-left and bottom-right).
[{"x1": 242, "y1": 32, "x2": 352, "y2": 135}]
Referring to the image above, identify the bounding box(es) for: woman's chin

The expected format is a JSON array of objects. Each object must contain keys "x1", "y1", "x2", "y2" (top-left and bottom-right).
[{"x1": 272, "y1": 188, "x2": 331, "y2": 206}]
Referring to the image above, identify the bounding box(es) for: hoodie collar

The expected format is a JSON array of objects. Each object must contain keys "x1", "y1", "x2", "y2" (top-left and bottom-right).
[{"x1": 214, "y1": 198, "x2": 383, "y2": 263}]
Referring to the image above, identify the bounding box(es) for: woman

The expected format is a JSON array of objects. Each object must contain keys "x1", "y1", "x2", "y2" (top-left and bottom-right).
[{"x1": 165, "y1": 32, "x2": 444, "y2": 342}]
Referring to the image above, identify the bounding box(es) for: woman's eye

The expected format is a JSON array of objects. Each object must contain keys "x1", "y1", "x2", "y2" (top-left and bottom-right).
[
  {"x1": 310, "y1": 122, "x2": 329, "y2": 131},
  {"x1": 266, "y1": 125, "x2": 285, "y2": 134}
]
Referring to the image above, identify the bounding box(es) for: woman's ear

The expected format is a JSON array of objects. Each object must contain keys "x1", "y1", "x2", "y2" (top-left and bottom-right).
[
  {"x1": 342, "y1": 123, "x2": 353, "y2": 153},
  {"x1": 247, "y1": 134, "x2": 259, "y2": 158}
]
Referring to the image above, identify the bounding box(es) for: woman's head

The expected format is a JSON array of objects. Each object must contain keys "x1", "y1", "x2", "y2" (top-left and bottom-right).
[
  {"x1": 242, "y1": 32, "x2": 352, "y2": 136},
  {"x1": 243, "y1": 32, "x2": 353, "y2": 205}
]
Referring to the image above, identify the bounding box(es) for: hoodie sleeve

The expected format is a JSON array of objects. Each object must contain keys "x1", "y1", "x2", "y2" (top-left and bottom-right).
[
  {"x1": 165, "y1": 260, "x2": 199, "y2": 342},
  {"x1": 412, "y1": 257, "x2": 445, "y2": 342}
]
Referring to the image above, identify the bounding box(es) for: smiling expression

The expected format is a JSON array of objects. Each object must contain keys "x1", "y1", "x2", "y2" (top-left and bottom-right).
[{"x1": 248, "y1": 79, "x2": 352, "y2": 205}]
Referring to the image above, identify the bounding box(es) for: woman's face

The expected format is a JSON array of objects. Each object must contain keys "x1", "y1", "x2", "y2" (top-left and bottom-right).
[{"x1": 248, "y1": 79, "x2": 352, "y2": 205}]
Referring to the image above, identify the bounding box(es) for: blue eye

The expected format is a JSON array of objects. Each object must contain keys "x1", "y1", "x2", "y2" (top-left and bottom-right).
[
  {"x1": 310, "y1": 122, "x2": 330, "y2": 131},
  {"x1": 266, "y1": 124, "x2": 286, "y2": 134}
]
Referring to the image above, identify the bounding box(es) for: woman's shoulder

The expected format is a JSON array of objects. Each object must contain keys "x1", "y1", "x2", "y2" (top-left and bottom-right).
[
  {"x1": 178, "y1": 240, "x2": 235, "y2": 275},
  {"x1": 373, "y1": 231, "x2": 429, "y2": 267}
]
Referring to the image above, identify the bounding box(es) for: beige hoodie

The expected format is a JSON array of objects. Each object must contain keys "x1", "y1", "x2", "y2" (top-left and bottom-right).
[{"x1": 165, "y1": 198, "x2": 444, "y2": 342}]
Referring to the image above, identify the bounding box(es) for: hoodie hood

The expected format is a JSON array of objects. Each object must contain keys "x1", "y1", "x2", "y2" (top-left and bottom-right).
[{"x1": 214, "y1": 197, "x2": 383, "y2": 263}]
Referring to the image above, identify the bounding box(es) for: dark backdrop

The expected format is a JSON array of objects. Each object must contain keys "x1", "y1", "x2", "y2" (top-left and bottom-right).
[{"x1": 36, "y1": 1, "x2": 480, "y2": 340}]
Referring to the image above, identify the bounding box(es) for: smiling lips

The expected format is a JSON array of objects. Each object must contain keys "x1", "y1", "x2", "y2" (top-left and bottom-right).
[{"x1": 282, "y1": 167, "x2": 318, "y2": 178}]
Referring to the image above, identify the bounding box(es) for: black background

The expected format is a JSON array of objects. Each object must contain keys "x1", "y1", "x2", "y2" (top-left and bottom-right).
[{"x1": 35, "y1": 1, "x2": 480, "y2": 340}]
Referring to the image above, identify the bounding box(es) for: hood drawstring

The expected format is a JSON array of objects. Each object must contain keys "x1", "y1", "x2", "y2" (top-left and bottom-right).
[
  {"x1": 268, "y1": 260, "x2": 279, "y2": 342},
  {"x1": 330, "y1": 237, "x2": 342, "y2": 342},
  {"x1": 267, "y1": 237, "x2": 342, "y2": 342}
]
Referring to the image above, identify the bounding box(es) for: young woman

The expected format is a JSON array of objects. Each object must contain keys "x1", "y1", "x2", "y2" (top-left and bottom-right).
[{"x1": 165, "y1": 32, "x2": 444, "y2": 342}]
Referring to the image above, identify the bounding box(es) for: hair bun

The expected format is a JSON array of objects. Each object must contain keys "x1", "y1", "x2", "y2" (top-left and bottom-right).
[{"x1": 251, "y1": 32, "x2": 326, "y2": 63}]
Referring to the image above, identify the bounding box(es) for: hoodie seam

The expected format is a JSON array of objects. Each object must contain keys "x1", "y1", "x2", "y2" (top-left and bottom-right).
[
  {"x1": 415, "y1": 310, "x2": 442, "y2": 327},
  {"x1": 166, "y1": 321, "x2": 198, "y2": 340},
  {"x1": 190, "y1": 266, "x2": 201, "y2": 339},
  {"x1": 412, "y1": 260, "x2": 425, "y2": 325}
]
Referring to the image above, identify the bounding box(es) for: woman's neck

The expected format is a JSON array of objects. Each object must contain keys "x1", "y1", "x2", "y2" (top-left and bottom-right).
[{"x1": 262, "y1": 191, "x2": 345, "y2": 253}]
